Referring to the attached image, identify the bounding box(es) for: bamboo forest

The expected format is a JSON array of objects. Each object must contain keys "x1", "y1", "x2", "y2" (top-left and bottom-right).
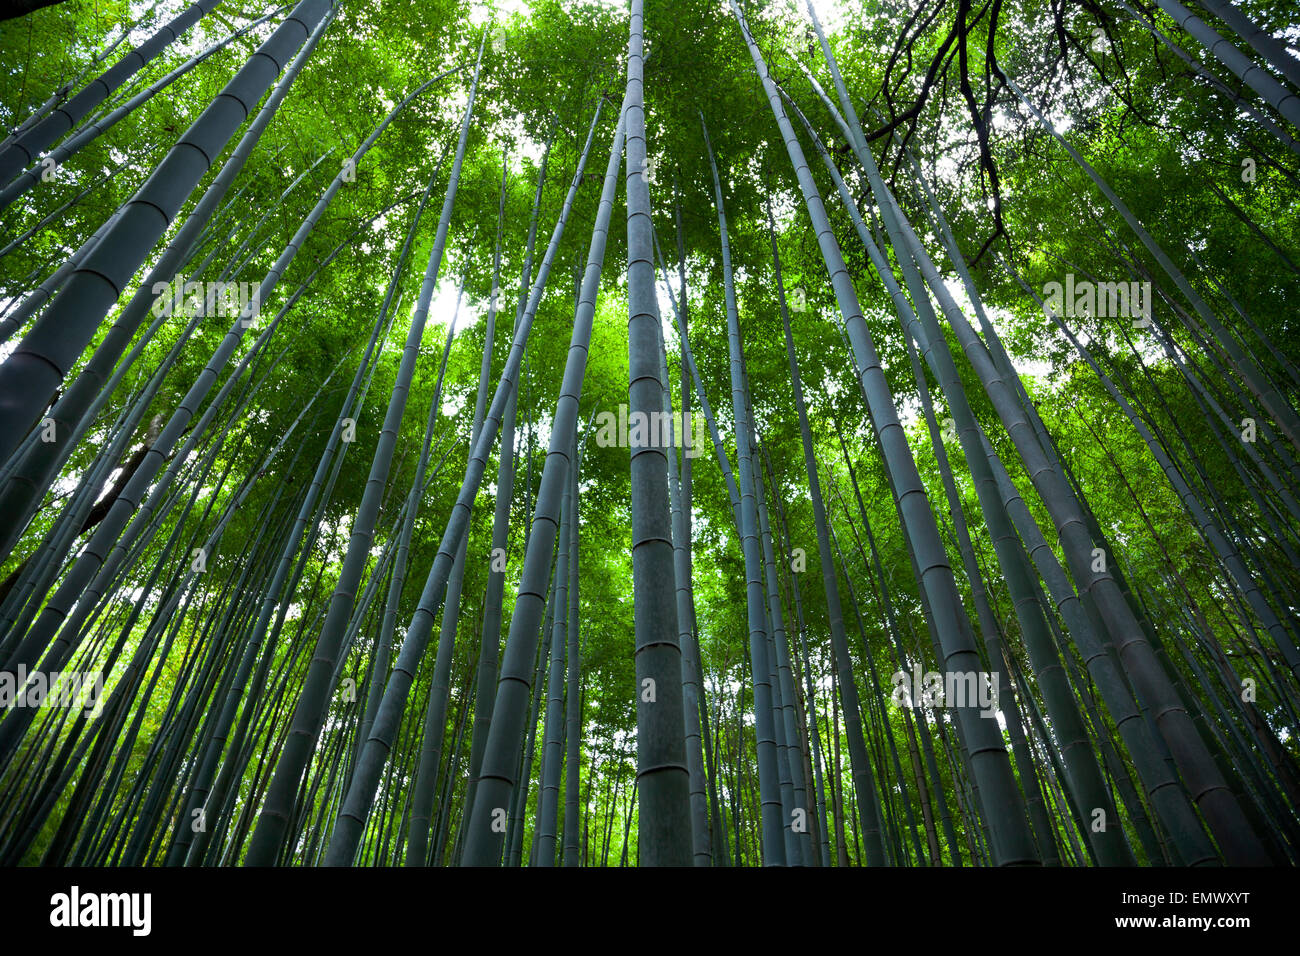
[{"x1": 0, "y1": 0, "x2": 1297, "y2": 874}]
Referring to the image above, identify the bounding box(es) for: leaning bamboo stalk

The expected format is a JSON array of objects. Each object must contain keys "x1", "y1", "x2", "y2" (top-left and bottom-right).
[
  {"x1": 0, "y1": 0, "x2": 227, "y2": 186},
  {"x1": 244, "y1": 55, "x2": 483, "y2": 865},
  {"x1": 0, "y1": 0, "x2": 334, "y2": 466},
  {"x1": 1150, "y1": 0, "x2": 1300, "y2": 131},
  {"x1": 0, "y1": 4, "x2": 345, "y2": 568},
  {"x1": 739, "y1": 0, "x2": 1038, "y2": 864},
  {"x1": 0, "y1": 6, "x2": 286, "y2": 210},
  {"x1": 340, "y1": 94, "x2": 611, "y2": 867}
]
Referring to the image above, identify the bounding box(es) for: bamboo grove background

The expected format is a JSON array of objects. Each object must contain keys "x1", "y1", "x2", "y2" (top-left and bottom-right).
[{"x1": 0, "y1": 0, "x2": 1297, "y2": 867}]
